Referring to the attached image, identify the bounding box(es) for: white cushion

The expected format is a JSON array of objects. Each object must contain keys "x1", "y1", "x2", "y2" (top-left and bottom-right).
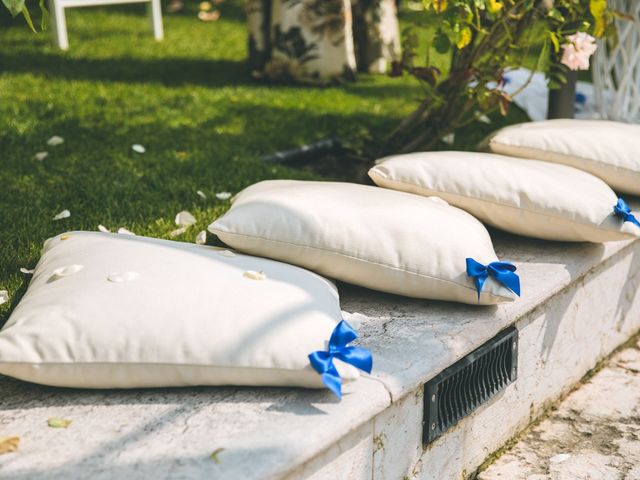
[
  {"x1": 0, "y1": 232, "x2": 361, "y2": 390},
  {"x1": 485, "y1": 119, "x2": 640, "y2": 195},
  {"x1": 208, "y1": 180, "x2": 517, "y2": 305},
  {"x1": 369, "y1": 151, "x2": 640, "y2": 243}
]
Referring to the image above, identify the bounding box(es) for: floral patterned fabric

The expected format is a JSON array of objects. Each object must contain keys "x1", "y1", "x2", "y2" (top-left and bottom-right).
[{"x1": 247, "y1": 0, "x2": 400, "y2": 84}]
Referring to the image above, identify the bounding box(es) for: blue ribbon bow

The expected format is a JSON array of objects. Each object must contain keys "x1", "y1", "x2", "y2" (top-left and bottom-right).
[
  {"x1": 613, "y1": 198, "x2": 640, "y2": 229},
  {"x1": 308, "y1": 320, "x2": 373, "y2": 399},
  {"x1": 466, "y1": 258, "x2": 521, "y2": 301}
]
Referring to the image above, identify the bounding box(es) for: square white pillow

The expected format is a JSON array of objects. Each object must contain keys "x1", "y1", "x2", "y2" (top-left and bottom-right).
[
  {"x1": 369, "y1": 151, "x2": 640, "y2": 243},
  {"x1": 0, "y1": 232, "x2": 363, "y2": 392},
  {"x1": 208, "y1": 180, "x2": 519, "y2": 305},
  {"x1": 485, "y1": 119, "x2": 640, "y2": 195}
]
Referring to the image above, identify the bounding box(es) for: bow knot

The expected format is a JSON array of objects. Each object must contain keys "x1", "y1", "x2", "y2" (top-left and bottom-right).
[
  {"x1": 308, "y1": 320, "x2": 373, "y2": 399},
  {"x1": 466, "y1": 258, "x2": 520, "y2": 301},
  {"x1": 613, "y1": 198, "x2": 640, "y2": 229}
]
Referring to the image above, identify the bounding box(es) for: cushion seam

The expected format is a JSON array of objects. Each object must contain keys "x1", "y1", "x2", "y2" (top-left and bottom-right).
[
  {"x1": 489, "y1": 140, "x2": 640, "y2": 177},
  {"x1": 369, "y1": 170, "x2": 634, "y2": 238},
  {"x1": 209, "y1": 227, "x2": 509, "y2": 300},
  {"x1": 0, "y1": 362, "x2": 317, "y2": 371}
]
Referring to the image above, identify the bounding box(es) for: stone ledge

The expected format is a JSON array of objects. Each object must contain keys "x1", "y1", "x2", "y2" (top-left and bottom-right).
[
  {"x1": 1, "y1": 221, "x2": 640, "y2": 478},
  {"x1": 347, "y1": 232, "x2": 639, "y2": 401}
]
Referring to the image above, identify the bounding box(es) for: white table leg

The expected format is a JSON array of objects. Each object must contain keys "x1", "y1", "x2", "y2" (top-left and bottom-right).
[
  {"x1": 148, "y1": 0, "x2": 164, "y2": 41},
  {"x1": 49, "y1": 0, "x2": 69, "y2": 50}
]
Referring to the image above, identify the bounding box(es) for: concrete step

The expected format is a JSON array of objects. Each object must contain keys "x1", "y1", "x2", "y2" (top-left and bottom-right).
[
  {"x1": 1, "y1": 228, "x2": 640, "y2": 479},
  {"x1": 478, "y1": 337, "x2": 640, "y2": 480}
]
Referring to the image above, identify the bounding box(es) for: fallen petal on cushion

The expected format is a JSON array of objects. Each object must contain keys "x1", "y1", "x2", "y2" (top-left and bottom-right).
[
  {"x1": 107, "y1": 271, "x2": 140, "y2": 283},
  {"x1": 52, "y1": 265, "x2": 84, "y2": 278},
  {"x1": 243, "y1": 270, "x2": 266, "y2": 280}
]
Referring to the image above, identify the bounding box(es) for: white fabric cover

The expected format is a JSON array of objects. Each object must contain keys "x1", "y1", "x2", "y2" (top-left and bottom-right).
[
  {"x1": 208, "y1": 180, "x2": 516, "y2": 305},
  {"x1": 369, "y1": 151, "x2": 640, "y2": 243},
  {"x1": 485, "y1": 119, "x2": 640, "y2": 195},
  {"x1": 0, "y1": 232, "x2": 358, "y2": 389}
]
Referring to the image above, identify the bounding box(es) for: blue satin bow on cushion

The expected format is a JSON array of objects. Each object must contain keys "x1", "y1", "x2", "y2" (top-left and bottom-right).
[
  {"x1": 613, "y1": 198, "x2": 640, "y2": 229},
  {"x1": 308, "y1": 320, "x2": 373, "y2": 399},
  {"x1": 466, "y1": 258, "x2": 521, "y2": 301}
]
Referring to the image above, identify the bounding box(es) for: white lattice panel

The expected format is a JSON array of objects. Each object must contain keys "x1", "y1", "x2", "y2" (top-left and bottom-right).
[{"x1": 592, "y1": 0, "x2": 640, "y2": 123}]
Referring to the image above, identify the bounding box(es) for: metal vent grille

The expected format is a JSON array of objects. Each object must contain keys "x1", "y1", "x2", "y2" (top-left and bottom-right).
[{"x1": 423, "y1": 326, "x2": 518, "y2": 444}]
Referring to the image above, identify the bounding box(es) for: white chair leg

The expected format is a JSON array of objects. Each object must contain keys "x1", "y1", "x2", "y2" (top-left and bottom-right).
[
  {"x1": 49, "y1": 0, "x2": 69, "y2": 50},
  {"x1": 148, "y1": 0, "x2": 164, "y2": 41}
]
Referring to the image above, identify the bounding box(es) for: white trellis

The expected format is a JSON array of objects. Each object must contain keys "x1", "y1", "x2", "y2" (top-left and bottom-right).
[
  {"x1": 49, "y1": 0, "x2": 164, "y2": 50},
  {"x1": 592, "y1": 0, "x2": 640, "y2": 123}
]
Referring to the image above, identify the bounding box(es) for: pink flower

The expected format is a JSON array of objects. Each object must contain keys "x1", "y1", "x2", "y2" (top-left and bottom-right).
[{"x1": 561, "y1": 32, "x2": 597, "y2": 71}]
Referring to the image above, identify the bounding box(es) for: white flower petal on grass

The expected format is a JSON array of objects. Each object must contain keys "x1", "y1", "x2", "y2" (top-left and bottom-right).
[
  {"x1": 215, "y1": 192, "x2": 232, "y2": 201},
  {"x1": 53, "y1": 210, "x2": 71, "y2": 221},
  {"x1": 170, "y1": 226, "x2": 188, "y2": 238},
  {"x1": 195, "y1": 230, "x2": 207, "y2": 245},
  {"x1": 196, "y1": 190, "x2": 207, "y2": 200},
  {"x1": 0, "y1": 290, "x2": 8, "y2": 306},
  {"x1": 19, "y1": 268, "x2": 35, "y2": 274},
  {"x1": 476, "y1": 114, "x2": 492, "y2": 124},
  {"x1": 34, "y1": 151, "x2": 48, "y2": 162},
  {"x1": 117, "y1": 227, "x2": 135, "y2": 236},
  {"x1": 132, "y1": 144, "x2": 146, "y2": 154},
  {"x1": 218, "y1": 249, "x2": 236, "y2": 258},
  {"x1": 98, "y1": 225, "x2": 110, "y2": 233},
  {"x1": 243, "y1": 270, "x2": 266, "y2": 281},
  {"x1": 47, "y1": 136, "x2": 64, "y2": 147},
  {"x1": 175, "y1": 210, "x2": 196, "y2": 227},
  {"x1": 52, "y1": 264, "x2": 84, "y2": 278},
  {"x1": 107, "y1": 271, "x2": 140, "y2": 283},
  {"x1": 442, "y1": 133, "x2": 455, "y2": 145}
]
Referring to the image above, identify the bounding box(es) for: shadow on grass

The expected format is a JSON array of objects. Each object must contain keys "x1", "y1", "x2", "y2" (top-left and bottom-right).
[{"x1": 0, "y1": 51, "x2": 253, "y2": 87}]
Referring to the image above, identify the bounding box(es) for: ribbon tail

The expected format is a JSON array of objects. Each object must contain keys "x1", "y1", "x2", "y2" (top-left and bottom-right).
[
  {"x1": 321, "y1": 369, "x2": 342, "y2": 399},
  {"x1": 474, "y1": 275, "x2": 487, "y2": 301},
  {"x1": 494, "y1": 270, "x2": 521, "y2": 296},
  {"x1": 335, "y1": 346, "x2": 373, "y2": 374},
  {"x1": 466, "y1": 258, "x2": 488, "y2": 302}
]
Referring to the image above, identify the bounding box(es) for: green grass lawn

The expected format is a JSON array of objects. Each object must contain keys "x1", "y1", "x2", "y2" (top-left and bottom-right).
[{"x1": 0, "y1": 1, "x2": 527, "y2": 325}]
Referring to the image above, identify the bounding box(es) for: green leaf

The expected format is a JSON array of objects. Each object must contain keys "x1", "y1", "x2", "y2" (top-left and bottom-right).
[
  {"x1": 39, "y1": 0, "x2": 48, "y2": 31},
  {"x1": 549, "y1": 32, "x2": 560, "y2": 53},
  {"x1": 47, "y1": 417, "x2": 72, "y2": 428},
  {"x1": 547, "y1": 8, "x2": 565, "y2": 23},
  {"x1": 590, "y1": 0, "x2": 607, "y2": 37},
  {"x1": 2, "y1": 0, "x2": 25, "y2": 17},
  {"x1": 456, "y1": 26, "x2": 472, "y2": 49},
  {"x1": 434, "y1": 31, "x2": 451, "y2": 54},
  {"x1": 21, "y1": 5, "x2": 36, "y2": 32},
  {"x1": 210, "y1": 448, "x2": 225, "y2": 464}
]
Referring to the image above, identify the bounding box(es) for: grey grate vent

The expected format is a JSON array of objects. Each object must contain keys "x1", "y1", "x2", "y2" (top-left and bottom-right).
[{"x1": 423, "y1": 326, "x2": 518, "y2": 444}]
